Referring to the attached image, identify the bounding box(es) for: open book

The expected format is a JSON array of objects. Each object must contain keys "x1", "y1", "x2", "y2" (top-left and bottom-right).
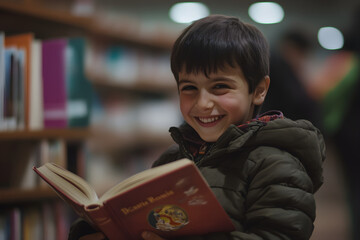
[{"x1": 33, "y1": 159, "x2": 235, "y2": 240}]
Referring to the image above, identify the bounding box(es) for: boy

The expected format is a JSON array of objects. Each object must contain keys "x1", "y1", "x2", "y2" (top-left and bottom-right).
[{"x1": 69, "y1": 15, "x2": 325, "y2": 240}]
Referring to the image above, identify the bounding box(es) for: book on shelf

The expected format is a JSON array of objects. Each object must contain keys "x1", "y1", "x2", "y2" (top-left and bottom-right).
[
  {"x1": 29, "y1": 39, "x2": 43, "y2": 130},
  {"x1": 0, "y1": 34, "x2": 94, "y2": 130},
  {"x1": 42, "y1": 203, "x2": 57, "y2": 240},
  {"x1": 42, "y1": 37, "x2": 94, "y2": 129},
  {"x1": 22, "y1": 207, "x2": 43, "y2": 240},
  {"x1": 0, "y1": 139, "x2": 67, "y2": 189},
  {"x1": 4, "y1": 33, "x2": 33, "y2": 130},
  {"x1": 33, "y1": 159, "x2": 235, "y2": 240},
  {"x1": 0, "y1": 33, "x2": 4, "y2": 129},
  {"x1": 42, "y1": 38, "x2": 68, "y2": 128},
  {"x1": 0, "y1": 208, "x2": 22, "y2": 240},
  {"x1": 3, "y1": 47, "x2": 16, "y2": 130},
  {"x1": 0, "y1": 203, "x2": 69, "y2": 240},
  {"x1": 66, "y1": 38, "x2": 95, "y2": 128},
  {"x1": 2, "y1": 46, "x2": 26, "y2": 130}
]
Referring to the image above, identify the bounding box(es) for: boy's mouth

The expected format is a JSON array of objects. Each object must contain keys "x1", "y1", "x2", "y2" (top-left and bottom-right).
[{"x1": 195, "y1": 115, "x2": 224, "y2": 126}]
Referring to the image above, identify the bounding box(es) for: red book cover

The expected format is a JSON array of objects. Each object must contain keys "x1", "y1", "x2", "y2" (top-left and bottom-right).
[
  {"x1": 4, "y1": 33, "x2": 33, "y2": 130},
  {"x1": 33, "y1": 159, "x2": 235, "y2": 240}
]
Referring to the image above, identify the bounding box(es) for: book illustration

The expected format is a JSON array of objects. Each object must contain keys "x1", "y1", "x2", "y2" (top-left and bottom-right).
[
  {"x1": 183, "y1": 186, "x2": 199, "y2": 196},
  {"x1": 148, "y1": 205, "x2": 189, "y2": 232}
]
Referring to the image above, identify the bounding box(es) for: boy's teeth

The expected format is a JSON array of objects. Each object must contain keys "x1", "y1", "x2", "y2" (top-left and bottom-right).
[{"x1": 199, "y1": 116, "x2": 219, "y2": 123}]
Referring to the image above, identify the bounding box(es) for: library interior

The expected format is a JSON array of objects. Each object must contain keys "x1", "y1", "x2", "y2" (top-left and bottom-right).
[{"x1": 0, "y1": 0, "x2": 359, "y2": 239}]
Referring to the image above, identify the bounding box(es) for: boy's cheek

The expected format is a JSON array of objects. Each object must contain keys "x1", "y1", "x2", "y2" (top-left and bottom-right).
[{"x1": 179, "y1": 99, "x2": 192, "y2": 115}]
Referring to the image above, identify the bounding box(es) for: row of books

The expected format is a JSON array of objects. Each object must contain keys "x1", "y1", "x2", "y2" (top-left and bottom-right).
[
  {"x1": 0, "y1": 202, "x2": 72, "y2": 240},
  {"x1": 0, "y1": 139, "x2": 83, "y2": 189},
  {"x1": 92, "y1": 97, "x2": 182, "y2": 136},
  {"x1": 0, "y1": 32, "x2": 95, "y2": 131},
  {"x1": 85, "y1": 40, "x2": 174, "y2": 89},
  {"x1": 0, "y1": 134, "x2": 165, "y2": 191},
  {"x1": 0, "y1": 123, "x2": 174, "y2": 192},
  {"x1": 85, "y1": 144, "x2": 165, "y2": 196}
]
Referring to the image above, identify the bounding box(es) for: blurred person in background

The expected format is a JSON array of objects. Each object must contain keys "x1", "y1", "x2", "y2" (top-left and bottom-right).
[
  {"x1": 262, "y1": 29, "x2": 321, "y2": 128},
  {"x1": 309, "y1": 6, "x2": 360, "y2": 240}
]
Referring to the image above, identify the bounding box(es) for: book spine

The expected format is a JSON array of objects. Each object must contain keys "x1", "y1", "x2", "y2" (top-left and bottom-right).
[
  {"x1": 84, "y1": 205, "x2": 128, "y2": 240},
  {"x1": 41, "y1": 39, "x2": 67, "y2": 128},
  {"x1": 66, "y1": 38, "x2": 93, "y2": 128}
]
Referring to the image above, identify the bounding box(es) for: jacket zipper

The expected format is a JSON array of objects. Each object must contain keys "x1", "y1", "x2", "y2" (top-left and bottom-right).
[{"x1": 195, "y1": 143, "x2": 215, "y2": 167}]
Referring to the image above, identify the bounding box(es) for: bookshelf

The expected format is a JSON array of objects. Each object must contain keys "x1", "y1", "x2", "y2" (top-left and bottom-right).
[
  {"x1": 0, "y1": 1, "x2": 179, "y2": 239},
  {"x1": 89, "y1": 72, "x2": 177, "y2": 96},
  {"x1": 0, "y1": 0, "x2": 177, "y2": 49},
  {"x1": 0, "y1": 187, "x2": 57, "y2": 204},
  {"x1": 0, "y1": 1, "x2": 91, "y2": 27},
  {"x1": 0, "y1": 128, "x2": 90, "y2": 140}
]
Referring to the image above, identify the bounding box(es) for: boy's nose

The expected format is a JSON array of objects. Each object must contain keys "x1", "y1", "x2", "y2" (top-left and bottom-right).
[{"x1": 197, "y1": 89, "x2": 214, "y2": 110}]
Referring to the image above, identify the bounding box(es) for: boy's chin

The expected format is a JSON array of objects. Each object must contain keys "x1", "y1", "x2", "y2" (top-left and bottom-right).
[{"x1": 198, "y1": 133, "x2": 222, "y2": 143}]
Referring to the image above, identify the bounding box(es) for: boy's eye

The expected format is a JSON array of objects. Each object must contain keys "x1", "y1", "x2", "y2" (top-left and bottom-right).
[
  {"x1": 213, "y1": 84, "x2": 230, "y2": 89},
  {"x1": 212, "y1": 83, "x2": 231, "y2": 95},
  {"x1": 180, "y1": 85, "x2": 197, "y2": 91}
]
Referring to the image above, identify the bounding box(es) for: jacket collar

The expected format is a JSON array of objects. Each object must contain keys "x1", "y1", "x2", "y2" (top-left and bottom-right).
[
  {"x1": 169, "y1": 111, "x2": 284, "y2": 156},
  {"x1": 237, "y1": 110, "x2": 284, "y2": 131}
]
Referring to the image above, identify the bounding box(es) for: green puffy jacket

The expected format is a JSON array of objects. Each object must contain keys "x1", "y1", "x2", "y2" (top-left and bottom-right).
[{"x1": 152, "y1": 116, "x2": 325, "y2": 240}]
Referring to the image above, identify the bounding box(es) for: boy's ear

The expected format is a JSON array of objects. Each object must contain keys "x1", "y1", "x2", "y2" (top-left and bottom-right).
[{"x1": 252, "y1": 76, "x2": 270, "y2": 105}]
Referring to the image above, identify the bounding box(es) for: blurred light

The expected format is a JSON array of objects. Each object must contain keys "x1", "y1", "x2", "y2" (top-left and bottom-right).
[
  {"x1": 248, "y1": 2, "x2": 284, "y2": 24},
  {"x1": 169, "y1": 2, "x2": 210, "y2": 24},
  {"x1": 71, "y1": 0, "x2": 95, "y2": 16},
  {"x1": 317, "y1": 27, "x2": 344, "y2": 50}
]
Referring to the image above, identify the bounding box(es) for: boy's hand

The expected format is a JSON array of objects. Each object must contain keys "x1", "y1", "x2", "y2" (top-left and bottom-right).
[
  {"x1": 76, "y1": 230, "x2": 166, "y2": 240},
  {"x1": 141, "y1": 231, "x2": 166, "y2": 240},
  {"x1": 79, "y1": 232, "x2": 106, "y2": 240}
]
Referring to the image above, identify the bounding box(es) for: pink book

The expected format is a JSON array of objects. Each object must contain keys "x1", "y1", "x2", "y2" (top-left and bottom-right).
[{"x1": 42, "y1": 39, "x2": 67, "y2": 128}]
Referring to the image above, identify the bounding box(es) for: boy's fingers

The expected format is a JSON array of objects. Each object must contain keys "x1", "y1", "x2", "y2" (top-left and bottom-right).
[
  {"x1": 79, "y1": 232, "x2": 106, "y2": 240},
  {"x1": 141, "y1": 231, "x2": 166, "y2": 240}
]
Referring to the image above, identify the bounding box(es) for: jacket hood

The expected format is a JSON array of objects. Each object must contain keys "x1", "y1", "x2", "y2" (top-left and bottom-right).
[
  {"x1": 170, "y1": 113, "x2": 325, "y2": 192},
  {"x1": 244, "y1": 118, "x2": 326, "y2": 192}
]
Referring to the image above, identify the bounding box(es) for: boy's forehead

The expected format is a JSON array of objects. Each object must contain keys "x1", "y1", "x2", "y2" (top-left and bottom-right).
[{"x1": 179, "y1": 64, "x2": 245, "y2": 79}]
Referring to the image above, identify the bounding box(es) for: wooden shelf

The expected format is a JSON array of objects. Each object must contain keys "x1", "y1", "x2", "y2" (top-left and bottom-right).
[
  {"x1": 0, "y1": 1, "x2": 176, "y2": 49},
  {"x1": 0, "y1": 128, "x2": 90, "y2": 141},
  {"x1": 0, "y1": 187, "x2": 57, "y2": 204},
  {"x1": 0, "y1": 1, "x2": 90, "y2": 28},
  {"x1": 90, "y1": 76, "x2": 177, "y2": 97},
  {"x1": 88, "y1": 127, "x2": 173, "y2": 153}
]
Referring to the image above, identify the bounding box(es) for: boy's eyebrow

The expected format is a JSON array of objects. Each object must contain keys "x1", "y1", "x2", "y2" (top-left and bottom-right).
[
  {"x1": 211, "y1": 77, "x2": 237, "y2": 83},
  {"x1": 178, "y1": 76, "x2": 238, "y2": 84},
  {"x1": 178, "y1": 79, "x2": 194, "y2": 84}
]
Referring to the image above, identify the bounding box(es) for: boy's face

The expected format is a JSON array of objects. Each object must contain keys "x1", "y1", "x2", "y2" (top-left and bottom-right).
[{"x1": 178, "y1": 65, "x2": 261, "y2": 142}]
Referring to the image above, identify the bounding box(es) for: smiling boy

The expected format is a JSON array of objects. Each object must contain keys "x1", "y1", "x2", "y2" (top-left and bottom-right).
[
  {"x1": 69, "y1": 15, "x2": 325, "y2": 240},
  {"x1": 178, "y1": 65, "x2": 269, "y2": 142},
  {"x1": 146, "y1": 15, "x2": 325, "y2": 240}
]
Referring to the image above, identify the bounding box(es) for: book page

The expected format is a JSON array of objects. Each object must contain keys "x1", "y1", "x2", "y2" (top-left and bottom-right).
[
  {"x1": 40, "y1": 163, "x2": 98, "y2": 205},
  {"x1": 99, "y1": 159, "x2": 192, "y2": 202}
]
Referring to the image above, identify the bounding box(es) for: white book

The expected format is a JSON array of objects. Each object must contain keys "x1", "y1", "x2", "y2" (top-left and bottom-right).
[{"x1": 29, "y1": 39, "x2": 43, "y2": 130}]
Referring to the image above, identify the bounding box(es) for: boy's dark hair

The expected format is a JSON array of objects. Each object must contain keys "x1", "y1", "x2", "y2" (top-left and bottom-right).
[{"x1": 171, "y1": 14, "x2": 270, "y2": 94}]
